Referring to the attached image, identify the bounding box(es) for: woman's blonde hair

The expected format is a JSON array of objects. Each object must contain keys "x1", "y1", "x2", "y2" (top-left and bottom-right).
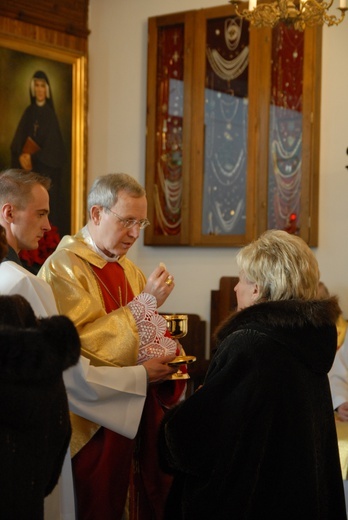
[{"x1": 236, "y1": 229, "x2": 320, "y2": 302}]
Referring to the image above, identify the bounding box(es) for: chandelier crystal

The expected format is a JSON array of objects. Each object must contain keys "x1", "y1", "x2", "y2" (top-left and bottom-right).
[{"x1": 229, "y1": 0, "x2": 347, "y2": 31}]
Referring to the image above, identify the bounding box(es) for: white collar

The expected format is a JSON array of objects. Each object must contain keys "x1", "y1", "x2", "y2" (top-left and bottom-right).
[{"x1": 81, "y1": 225, "x2": 120, "y2": 262}]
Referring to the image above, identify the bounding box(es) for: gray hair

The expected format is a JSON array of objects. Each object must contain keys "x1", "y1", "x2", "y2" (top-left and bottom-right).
[
  {"x1": 0, "y1": 169, "x2": 51, "y2": 209},
  {"x1": 236, "y1": 229, "x2": 320, "y2": 302},
  {"x1": 87, "y1": 173, "x2": 146, "y2": 213}
]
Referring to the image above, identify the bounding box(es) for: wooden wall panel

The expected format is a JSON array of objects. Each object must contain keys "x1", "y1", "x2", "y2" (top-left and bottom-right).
[{"x1": 0, "y1": 0, "x2": 89, "y2": 41}]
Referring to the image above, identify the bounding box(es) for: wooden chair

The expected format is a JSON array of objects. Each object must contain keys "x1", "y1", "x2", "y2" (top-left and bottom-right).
[{"x1": 210, "y1": 276, "x2": 238, "y2": 354}]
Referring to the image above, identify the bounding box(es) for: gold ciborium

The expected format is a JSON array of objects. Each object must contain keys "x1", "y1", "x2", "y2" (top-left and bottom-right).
[{"x1": 162, "y1": 314, "x2": 196, "y2": 379}]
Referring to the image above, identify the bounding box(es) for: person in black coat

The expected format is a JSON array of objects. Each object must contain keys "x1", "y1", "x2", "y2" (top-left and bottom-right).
[
  {"x1": 159, "y1": 229, "x2": 347, "y2": 520},
  {"x1": 0, "y1": 294, "x2": 80, "y2": 519}
]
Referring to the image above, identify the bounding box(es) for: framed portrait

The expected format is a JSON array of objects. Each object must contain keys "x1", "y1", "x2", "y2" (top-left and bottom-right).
[{"x1": 0, "y1": 35, "x2": 87, "y2": 237}]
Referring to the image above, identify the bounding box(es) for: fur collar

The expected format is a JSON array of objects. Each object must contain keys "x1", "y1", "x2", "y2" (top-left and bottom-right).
[
  {"x1": 215, "y1": 297, "x2": 340, "y2": 341},
  {"x1": 214, "y1": 297, "x2": 340, "y2": 374},
  {"x1": 0, "y1": 315, "x2": 80, "y2": 381}
]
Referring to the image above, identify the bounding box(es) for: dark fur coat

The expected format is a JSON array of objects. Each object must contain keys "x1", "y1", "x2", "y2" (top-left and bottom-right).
[
  {"x1": 159, "y1": 298, "x2": 347, "y2": 520},
  {"x1": 0, "y1": 295, "x2": 80, "y2": 520}
]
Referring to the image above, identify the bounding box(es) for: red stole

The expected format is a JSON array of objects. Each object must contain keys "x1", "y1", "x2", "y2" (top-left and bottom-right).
[{"x1": 72, "y1": 262, "x2": 184, "y2": 520}]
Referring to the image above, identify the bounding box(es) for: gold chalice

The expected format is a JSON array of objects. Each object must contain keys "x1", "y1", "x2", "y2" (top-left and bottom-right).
[
  {"x1": 162, "y1": 314, "x2": 196, "y2": 379},
  {"x1": 163, "y1": 314, "x2": 188, "y2": 339}
]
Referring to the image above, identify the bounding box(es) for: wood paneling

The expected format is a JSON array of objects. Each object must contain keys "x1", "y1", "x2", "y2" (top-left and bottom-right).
[
  {"x1": 0, "y1": 0, "x2": 89, "y2": 40},
  {"x1": 210, "y1": 276, "x2": 238, "y2": 352}
]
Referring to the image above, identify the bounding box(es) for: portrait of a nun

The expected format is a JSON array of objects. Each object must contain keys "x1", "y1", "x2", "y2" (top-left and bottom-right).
[{"x1": 10, "y1": 70, "x2": 67, "y2": 232}]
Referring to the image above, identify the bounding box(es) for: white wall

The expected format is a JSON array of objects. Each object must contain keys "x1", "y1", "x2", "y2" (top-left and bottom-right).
[{"x1": 88, "y1": 0, "x2": 348, "y2": 351}]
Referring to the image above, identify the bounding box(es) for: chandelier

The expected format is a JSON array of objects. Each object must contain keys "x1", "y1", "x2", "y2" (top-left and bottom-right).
[{"x1": 229, "y1": 0, "x2": 347, "y2": 30}]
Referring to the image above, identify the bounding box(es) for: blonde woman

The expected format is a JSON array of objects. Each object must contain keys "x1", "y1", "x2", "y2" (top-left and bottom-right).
[{"x1": 160, "y1": 230, "x2": 346, "y2": 520}]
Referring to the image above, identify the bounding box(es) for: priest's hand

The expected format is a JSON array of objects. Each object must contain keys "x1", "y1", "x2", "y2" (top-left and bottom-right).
[
  {"x1": 144, "y1": 263, "x2": 175, "y2": 307},
  {"x1": 143, "y1": 354, "x2": 177, "y2": 383}
]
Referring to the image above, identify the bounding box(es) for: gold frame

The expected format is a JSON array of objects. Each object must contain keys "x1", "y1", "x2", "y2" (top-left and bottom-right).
[{"x1": 0, "y1": 34, "x2": 87, "y2": 234}]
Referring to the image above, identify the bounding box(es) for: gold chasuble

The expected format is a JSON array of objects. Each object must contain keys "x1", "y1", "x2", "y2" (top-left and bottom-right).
[{"x1": 69, "y1": 260, "x2": 139, "y2": 457}]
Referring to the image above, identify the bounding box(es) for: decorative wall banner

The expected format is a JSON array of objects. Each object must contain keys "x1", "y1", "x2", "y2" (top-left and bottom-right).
[{"x1": 145, "y1": 6, "x2": 322, "y2": 247}]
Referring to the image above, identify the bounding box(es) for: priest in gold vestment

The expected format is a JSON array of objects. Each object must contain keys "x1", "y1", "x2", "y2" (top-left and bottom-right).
[{"x1": 39, "y1": 173, "x2": 184, "y2": 520}]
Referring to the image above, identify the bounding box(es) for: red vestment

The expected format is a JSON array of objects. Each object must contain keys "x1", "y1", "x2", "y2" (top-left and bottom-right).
[{"x1": 72, "y1": 261, "x2": 184, "y2": 519}]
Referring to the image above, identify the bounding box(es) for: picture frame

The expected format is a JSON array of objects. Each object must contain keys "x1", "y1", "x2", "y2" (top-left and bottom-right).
[{"x1": 0, "y1": 34, "x2": 87, "y2": 236}]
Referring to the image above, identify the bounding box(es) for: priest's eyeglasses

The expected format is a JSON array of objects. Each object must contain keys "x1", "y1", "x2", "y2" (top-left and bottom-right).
[{"x1": 104, "y1": 207, "x2": 150, "y2": 230}]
